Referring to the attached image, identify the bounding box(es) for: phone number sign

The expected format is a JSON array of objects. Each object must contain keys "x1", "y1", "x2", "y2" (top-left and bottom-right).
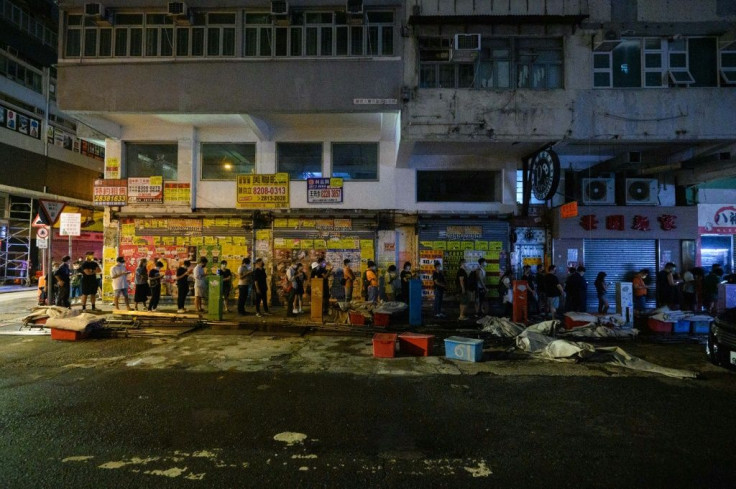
[
  {"x1": 236, "y1": 173, "x2": 290, "y2": 209},
  {"x1": 307, "y1": 178, "x2": 343, "y2": 204}
]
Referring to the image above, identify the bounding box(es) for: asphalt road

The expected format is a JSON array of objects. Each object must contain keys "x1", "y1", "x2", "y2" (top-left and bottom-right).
[{"x1": 1, "y1": 352, "x2": 736, "y2": 489}]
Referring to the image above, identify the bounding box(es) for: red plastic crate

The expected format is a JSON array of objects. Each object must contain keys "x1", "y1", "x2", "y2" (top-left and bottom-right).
[
  {"x1": 373, "y1": 313, "x2": 390, "y2": 327},
  {"x1": 349, "y1": 312, "x2": 367, "y2": 325},
  {"x1": 563, "y1": 316, "x2": 589, "y2": 330},
  {"x1": 51, "y1": 328, "x2": 87, "y2": 341},
  {"x1": 398, "y1": 332, "x2": 434, "y2": 357},
  {"x1": 647, "y1": 318, "x2": 673, "y2": 334},
  {"x1": 372, "y1": 333, "x2": 397, "y2": 358}
]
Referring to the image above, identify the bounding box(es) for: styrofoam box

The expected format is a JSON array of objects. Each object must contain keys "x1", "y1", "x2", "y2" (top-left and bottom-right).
[{"x1": 444, "y1": 336, "x2": 483, "y2": 362}]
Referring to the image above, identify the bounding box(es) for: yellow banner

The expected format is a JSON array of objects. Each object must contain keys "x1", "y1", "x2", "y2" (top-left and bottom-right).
[{"x1": 236, "y1": 173, "x2": 290, "y2": 209}]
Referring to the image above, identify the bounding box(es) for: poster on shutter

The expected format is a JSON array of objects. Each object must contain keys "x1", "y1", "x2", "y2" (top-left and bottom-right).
[{"x1": 128, "y1": 177, "x2": 163, "y2": 204}]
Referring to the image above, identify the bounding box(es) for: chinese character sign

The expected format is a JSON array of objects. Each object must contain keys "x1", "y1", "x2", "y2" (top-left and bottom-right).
[
  {"x1": 307, "y1": 178, "x2": 343, "y2": 204},
  {"x1": 93, "y1": 179, "x2": 128, "y2": 206},
  {"x1": 236, "y1": 173, "x2": 290, "y2": 209},
  {"x1": 128, "y1": 176, "x2": 163, "y2": 204},
  {"x1": 605, "y1": 215, "x2": 624, "y2": 231},
  {"x1": 580, "y1": 215, "x2": 598, "y2": 230},
  {"x1": 658, "y1": 214, "x2": 677, "y2": 231},
  {"x1": 632, "y1": 215, "x2": 650, "y2": 231}
]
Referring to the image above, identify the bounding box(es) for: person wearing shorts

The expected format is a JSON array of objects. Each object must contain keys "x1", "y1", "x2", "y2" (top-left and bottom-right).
[
  {"x1": 111, "y1": 256, "x2": 132, "y2": 310},
  {"x1": 193, "y1": 257, "x2": 208, "y2": 313},
  {"x1": 80, "y1": 254, "x2": 101, "y2": 311}
]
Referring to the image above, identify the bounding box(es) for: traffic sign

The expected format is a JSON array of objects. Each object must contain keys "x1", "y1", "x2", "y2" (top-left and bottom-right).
[
  {"x1": 36, "y1": 227, "x2": 49, "y2": 239},
  {"x1": 32, "y1": 213, "x2": 48, "y2": 227},
  {"x1": 59, "y1": 213, "x2": 82, "y2": 236},
  {"x1": 36, "y1": 237, "x2": 48, "y2": 249},
  {"x1": 39, "y1": 199, "x2": 66, "y2": 225}
]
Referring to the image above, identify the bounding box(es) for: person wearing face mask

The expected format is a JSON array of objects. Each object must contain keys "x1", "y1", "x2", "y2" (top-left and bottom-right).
[
  {"x1": 365, "y1": 261, "x2": 379, "y2": 304},
  {"x1": 218, "y1": 260, "x2": 233, "y2": 313},
  {"x1": 399, "y1": 262, "x2": 413, "y2": 302},
  {"x1": 456, "y1": 258, "x2": 470, "y2": 321}
]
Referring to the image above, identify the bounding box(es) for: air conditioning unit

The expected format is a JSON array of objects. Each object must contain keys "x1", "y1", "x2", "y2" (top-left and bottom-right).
[
  {"x1": 625, "y1": 178, "x2": 659, "y2": 205},
  {"x1": 167, "y1": 1, "x2": 187, "y2": 16},
  {"x1": 271, "y1": 1, "x2": 288, "y2": 15},
  {"x1": 84, "y1": 3, "x2": 105, "y2": 16},
  {"x1": 454, "y1": 33, "x2": 481, "y2": 51},
  {"x1": 346, "y1": 0, "x2": 363, "y2": 15},
  {"x1": 582, "y1": 178, "x2": 615, "y2": 205}
]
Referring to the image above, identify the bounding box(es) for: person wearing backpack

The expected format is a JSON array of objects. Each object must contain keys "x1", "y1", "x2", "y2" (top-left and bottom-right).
[{"x1": 475, "y1": 258, "x2": 487, "y2": 317}]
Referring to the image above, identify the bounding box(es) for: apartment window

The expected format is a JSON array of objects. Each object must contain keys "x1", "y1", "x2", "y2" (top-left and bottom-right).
[
  {"x1": 206, "y1": 13, "x2": 236, "y2": 56},
  {"x1": 145, "y1": 14, "x2": 173, "y2": 57},
  {"x1": 305, "y1": 12, "x2": 333, "y2": 56},
  {"x1": 114, "y1": 14, "x2": 144, "y2": 57},
  {"x1": 420, "y1": 37, "x2": 561, "y2": 89},
  {"x1": 125, "y1": 143, "x2": 178, "y2": 181},
  {"x1": 516, "y1": 170, "x2": 544, "y2": 205},
  {"x1": 721, "y1": 42, "x2": 736, "y2": 85},
  {"x1": 366, "y1": 12, "x2": 394, "y2": 56},
  {"x1": 417, "y1": 171, "x2": 497, "y2": 202},
  {"x1": 244, "y1": 13, "x2": 272, "y2": 56},
  {"x1": 201, "y1": 143, "x2": 256, "y2": 180},
  {"x1": 65, "y1": 14, "x2": 82, "y2": 57},
  {"x1": 277, "y1": 143, "x2": 322, "y2": 180},
  {"x1": 331, "y1": 143, "x2": 378, "y2": 180}
]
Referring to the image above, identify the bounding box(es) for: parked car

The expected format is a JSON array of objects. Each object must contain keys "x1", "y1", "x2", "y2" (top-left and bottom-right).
[{"x1": 707, "y1": 308, "x2": 736, "y2": 369}]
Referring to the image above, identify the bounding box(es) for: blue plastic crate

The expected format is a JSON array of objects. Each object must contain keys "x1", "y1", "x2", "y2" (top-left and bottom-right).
[
  {"x1": 673, "y1": 320, "x2": 690, "y2": 334},
  {"x1": 444, "y1": 336, "x2": 484, "y2": 362},
  {"x1": 690, "y1": 321, "x2": 710, "y2": 335}
]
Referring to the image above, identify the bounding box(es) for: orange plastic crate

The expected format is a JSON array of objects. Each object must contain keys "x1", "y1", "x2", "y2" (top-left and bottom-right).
[
  {"x1": 373, "y1": 313, "x2": 390, "y2": 327},
  {"x1": 51, "y1": 328, "x2": 87, "y2": 341},
  {"x1": 372, "y1": 333, "x2": 397, "y2": 358}
]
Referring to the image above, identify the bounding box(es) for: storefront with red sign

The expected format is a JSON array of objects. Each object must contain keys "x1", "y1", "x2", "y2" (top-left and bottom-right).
[
  {"x1": 552, "y1": 205, "x2": 698, "y2": 311},
  {"x1": 697, "y1": 204, "x2": 736, "y2": 274}
]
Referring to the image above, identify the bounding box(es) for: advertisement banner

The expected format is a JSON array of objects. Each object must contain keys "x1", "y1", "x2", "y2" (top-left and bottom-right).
[
  {"x1": 128, "y1": 176, "x2": 163, "y2": 204},
  {"x1": 307, "y1": 177, "x2": 343, "y2": 204},
  {"x1": 236, "y1": 173, "x2": 289, "y2": 209},
  {"x1": 92, "y1": 178, "x2": 128, "y2": 206},
  {"x1": 163, "y1": 182, "x2": 191, "y2": 205},
  {"x1": 105, "y1": 158, "x2": 121, "y2": 179},
  {"x1": 698, "y1": 204, "x2": 736, "y2": 234}
]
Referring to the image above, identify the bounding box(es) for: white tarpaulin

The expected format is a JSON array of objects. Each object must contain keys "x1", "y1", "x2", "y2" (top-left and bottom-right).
[{"x1": 45, "y1": 312, "x2": 106, "y2": 332}]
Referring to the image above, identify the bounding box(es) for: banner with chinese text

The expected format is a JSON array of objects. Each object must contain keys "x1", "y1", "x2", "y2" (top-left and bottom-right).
[
  {"x1": 236, "y1": 173, "x2": 289, "y2": 209},
  {"x1": 93, "y1": 179, "x2": 128, "y2": 206},
  {"x1": 128, "y1": 176, "x2": 163, "y2": 204}
]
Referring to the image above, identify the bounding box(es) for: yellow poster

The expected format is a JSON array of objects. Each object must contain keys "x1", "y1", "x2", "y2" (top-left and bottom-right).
[
  {"x1": 475, "y1": 241, "x2": 488, "y2": 251},
  {"x1": 162, "y1": 236, "x2": 175, "y2": 245},
  {"x1": 433, "y1": 241, "x2": 447, "y2": 250},
  {"x1": 287, "y1": 218, "x2": 300, "y2": 228},
  {"x1": 302, "y1": 239, "x2": 314, "y2": 249},
  {"x1": 233, "y1": 236, "x2": 247, "y2": 245},
  {"x1": 176, "y1": 236, "x2": 190, "y2": 245},
  {"x1": 121, "y1": 223, "x2": 135, "y2": 237},
  {"x1": 360, "y1": 239, "x2": 374, "y2": 250},
  {"x1": 204, "y1": 236, "x2": 217, "y2": 245},
  {"x1": 255, "y1": 230, "x2": 270, "y2": 241},
  {"x1": 191, "y1": 236, "x2": 204, "y2": 246},
  {"x1": 488, "y1": 241, "x2": 503, "y2": 251},
  {"x1": 236, "y1": 173, "x2": 290, "y2": 209},
  {"x1": 314, "y1": 239, "x2": 327, "y2": 249},
  {"x1": 462, "y1": 241, "x2": 475, "y2": 250},
  {"x1": 104, "y1": 158, "x2": 120, "y2": 179},
  {"x1": 274, "y1": 238, "x2": 287, "y2": 249},
  {"x1": 447, "y1": 241, "x2": 461, "y2": 251},
  {"x1": 420, "y1": 241, "x2": 434, "y2": 249}
]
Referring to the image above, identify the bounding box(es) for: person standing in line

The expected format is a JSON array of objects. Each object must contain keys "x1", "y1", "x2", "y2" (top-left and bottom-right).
[
  {"x1": 573, "y1": 265, "x2": 588, "y2": 313},
  {"x1": 148, "y1": 260, "x2": 163, "y2": 312},
  {"x1": 176, "y1": 260, "x2": 192, "y2": 313},
  {"x1": 432, "y1": 260, "x2": 447, "y2": 318},
  {"x1": 218, "y1": 260, "x2": 233, "y2": 313},
  {"x1": 294, "y1": 262, "x2": 306, "y2": 314},
  {"x1": 594, "y1": 271, "x2": 609, "y2": 314},
  {"x1": 70, "y1": 259, "x2": 82, "y2": 305},
  {"x1": 193, "y1": 257, "x2": 208, "y2": 313},
  {"x1": 285, "y1": 260, "x2": 298, "y2": 317},
  {"x1": 681, "y1": 268, "x2": 695, "y2": 311},
  {"x1": 133, "y1": 258, "x2": 150, "y2": 311},
  {"x1": 499, "y1": 269, "x2": 513, "y2": 318},
  {"x1": 399, "y1": 262, "x2": 413, "y2": 302},
  {"x1": 79, "y1": 254, "x2": 102, "y2": 311},
  {"x1": 343, "y1": 258, "x2": 356, "y2": 302},
  {"x1": 703, "y1": 264, "x2": 724, "y2": 315},
  {"x1": 111, "y1": 256, "x2": 132, "y2": 310},
  {"x1": 632, "y1": 268, "x2": 650, "y2": 313},
  {"x1": 54, "y1": 255, "x2": 72, "y2": 308},
  {"x1": 237, "y1": 257, "x2": 253, "y2": 315},
  {"x1": 456, "y1": 258, "x2": 470, "y2": 321},
  {"x1": 521, "y1": 265, "x2": 538, "y2": 315},
  {"x1": 543, "y1": 264, "x2": 564, "y2": 319},
  {"x1": 253, "y1": 258, "x2": 271, "y2": 317},
  {"x1": 384, "y1": 265, "x2": 400, "y2": 302},
  {"x1": 475, "y1": 258, "x2": 487, "y2": 317},
  {"x1": 365, "y1": 261, "x2": 379, "y2": 304}
]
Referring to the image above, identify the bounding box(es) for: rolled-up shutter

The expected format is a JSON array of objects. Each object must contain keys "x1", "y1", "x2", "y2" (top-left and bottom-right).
[{"x1": 583, "y1": 239, "x2": 657, "y2": 311}]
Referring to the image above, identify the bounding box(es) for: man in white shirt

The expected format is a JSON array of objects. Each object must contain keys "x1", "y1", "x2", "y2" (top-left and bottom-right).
[
  {"x1": 237, "y1": 257, "x2": 253, "y2": 315},
  {"x1": 111, "y1": 256, "x2": 132, "y2": 310}
]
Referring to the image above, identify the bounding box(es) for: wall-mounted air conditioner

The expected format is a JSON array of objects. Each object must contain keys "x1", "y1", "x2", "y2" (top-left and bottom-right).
[
  {"x1": 167, "y1": 2, "x2": 187, "y2": 16},
  {"x1": 454, "y1": 33, "x2": 481, "y2": 51},
  {"x1": 582, "y1": 178, "x2": 615, "y2": 205},
  {"x1": 625, "y1": 178, "x2": 659, "y2": 205},
  {"x1": 84, "y1": 3, "x2": 112, "y2": 25},
  {"x1": 271, "y1": 1, "x2": 288, "y2": 15},
  {"x1": 346, "y1": 0, "x2": 363, "y2": 15}
]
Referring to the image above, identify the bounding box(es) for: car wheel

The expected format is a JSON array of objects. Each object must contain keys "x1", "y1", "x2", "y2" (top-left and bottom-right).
[{"x1": 707, "y1": 330, "x2": 722, "y2": 366}]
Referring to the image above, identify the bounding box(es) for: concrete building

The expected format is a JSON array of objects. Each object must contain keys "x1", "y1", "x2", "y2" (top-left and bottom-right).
[
  {"x1": 1, "y1": 0, "x2": 106, "y2": 284},
  {"x1": 55, "y1": 0, "x2": 736, "y2": 306}
]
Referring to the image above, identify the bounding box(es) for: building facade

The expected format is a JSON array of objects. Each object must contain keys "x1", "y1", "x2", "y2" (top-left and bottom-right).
[{"x1": 55, "y1": 0, "x2": 736, "y2": 305}]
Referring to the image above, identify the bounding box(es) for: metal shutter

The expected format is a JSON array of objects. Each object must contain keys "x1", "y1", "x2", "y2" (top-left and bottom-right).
[{"x1": 583, "y1": 239, "x2": 657, "y2": 312}]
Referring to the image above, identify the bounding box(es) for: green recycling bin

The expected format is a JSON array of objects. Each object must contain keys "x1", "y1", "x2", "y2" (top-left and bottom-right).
[{"x1": 207, "y1": 274, "x2": 222, "y2": 321}]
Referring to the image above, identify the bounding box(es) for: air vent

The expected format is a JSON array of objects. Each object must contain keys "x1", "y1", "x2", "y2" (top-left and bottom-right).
[
  {"x1": 625, "y1": 178, "x2": 658, "y2": 205},
  {"x1": 346, "y1": 0, "x2": 363, "y2": 15},
  {"x1": 581, "y1": 178, "x2": 615, "y2": 205},
  {"x1": 271, "y1": 0, "x2": 288, "y2": 15}
]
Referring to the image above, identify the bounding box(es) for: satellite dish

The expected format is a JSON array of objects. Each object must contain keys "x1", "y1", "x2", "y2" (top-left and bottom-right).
[{"x1": 628, "y1": 181, "x2": 651, "y2": 201}]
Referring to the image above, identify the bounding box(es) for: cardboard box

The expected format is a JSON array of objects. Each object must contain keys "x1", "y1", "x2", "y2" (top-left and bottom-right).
[
  {"x1": 398, "y1": 332, "x2": 434, "y2": 356},
  {"x1": 444, "y1": 336, "x2": 483, "y2": 362},
  {"x1": 372, "y1": 333, "x2": 397, "y2": 358}
]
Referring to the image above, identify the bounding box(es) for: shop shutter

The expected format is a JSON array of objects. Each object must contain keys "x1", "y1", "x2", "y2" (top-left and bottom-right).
[{"x1": 583, "y1": 239, "x2": 657, "y2": 312}]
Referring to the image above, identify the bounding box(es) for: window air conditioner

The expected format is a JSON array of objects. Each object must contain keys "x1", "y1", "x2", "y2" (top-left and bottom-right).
[
  {"x1": 454, "y1": 34, "x2": 481, "y2": 51},
  {"x1": 84, "y1": 3, "x2": 105, "y2": 16},
  {"x1": 581, "y1": 178, "x2": 615, "y2": 205},
  {"x1": 625, "y1": 178, "x2": 659, "y2": 205},
  {"x1": 271, "y1": 1, "x2": 288, "y2": 15},
  {"x1": 346, "y1": 0, "x2": 363, "y2": 15},
  {"x1": 167, "y1": 2, "x2": 187, "y2": 16}
]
